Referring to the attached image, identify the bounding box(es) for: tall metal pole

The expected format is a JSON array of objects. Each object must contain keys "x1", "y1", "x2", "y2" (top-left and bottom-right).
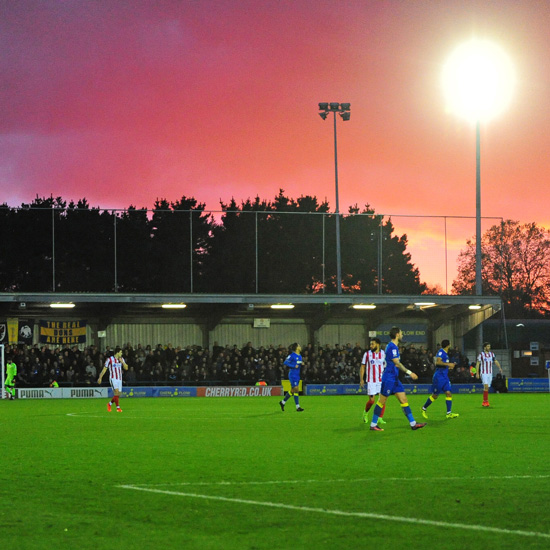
[
  {"x1": 333, "y1": 111, "x2": 342, "y2": 294},
  {"x1": 51, "y1": 206, "x2": 55, "y2": 292},
  {"x1": 475, "y1": 120, "x2": 482, "y2": 296},
  {"x1": 322, "y1": 214, "x2": 326, "y2": 293},
  {"x1": 255, "y1": 211, "x2": 258, "y2": 294},
  {"x1": 114, "y1": 212, "x2": 118, "y2": 292},
  {"x1": 476, "y1": 120, "x2": 483, "y2": 350},
  {"x1": 189, "y1": 211, "x2": 193, "y2": 293},
  {"x1": 378, "y1": 219, "x2": 383, "y2": 295},
  {"x1": 444, "y1": 216, "x2": 448, "y2": 294}
]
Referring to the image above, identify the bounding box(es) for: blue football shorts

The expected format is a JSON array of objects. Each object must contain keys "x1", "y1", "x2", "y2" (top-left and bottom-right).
[
  {"x1": 288, "y1": 370, "x2": 301, "y2": 388},
  {"x1": 380, "y1": 376, "x2": 405, "y2": 397},
  {"x1": 431, "y1": 371, "x2": 452, "y2": 394}
]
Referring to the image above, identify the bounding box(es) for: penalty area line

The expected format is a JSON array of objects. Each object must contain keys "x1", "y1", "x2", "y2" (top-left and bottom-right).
[
  {"x1": 118, "y1": 484, "x2": 550, "y2": 540},
  {"x1": 134, "y1": 473, "x2": 550, "y2": 488}
]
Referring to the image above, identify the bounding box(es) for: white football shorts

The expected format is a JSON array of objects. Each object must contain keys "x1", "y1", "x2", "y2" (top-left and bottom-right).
[
  {"x1": 367, "y1": 381, "x2": 382, "y2": 396},
  {"x1": 481, "y1": 373, "x2": 493, "y2": 386},
  {"x1": 110, "y1": 378, "x2": 123, "y2": 392}
]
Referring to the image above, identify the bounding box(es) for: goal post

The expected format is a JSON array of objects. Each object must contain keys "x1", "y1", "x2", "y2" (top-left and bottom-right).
[{"x1": 1, "y1": 344, "x2": 4, "y2": 399}]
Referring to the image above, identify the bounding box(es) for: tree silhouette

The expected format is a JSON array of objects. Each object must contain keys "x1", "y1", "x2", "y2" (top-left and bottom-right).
[
  {"x1": 453, "y1": 220, "x2": 550, "y2": 317},
  {"x1": 147, "y1": 197, "x2": 214, "y2": 292},
  {"x1": 0, "y1": 192, "x2": 428, "y2": 295}
]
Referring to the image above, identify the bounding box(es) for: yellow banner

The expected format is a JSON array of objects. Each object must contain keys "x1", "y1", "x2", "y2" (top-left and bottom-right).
[
  {"x1": 7, "y1": 318, "x2": 18, "y2": 345},
  {"x1": 39, "y1": 320, "x2": 87, "y2": 345}
]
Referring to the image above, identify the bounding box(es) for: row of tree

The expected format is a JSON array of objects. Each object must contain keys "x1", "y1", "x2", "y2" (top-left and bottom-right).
[
  {"x1": 0, "y1": 192, "x2": 425, "y2": 295},
  {"x1": 454, "y1": 220, "x2": 550, "y2": 318},
  {"x1": 2, "y1": 194, "x2": 550, "y2": 317}
]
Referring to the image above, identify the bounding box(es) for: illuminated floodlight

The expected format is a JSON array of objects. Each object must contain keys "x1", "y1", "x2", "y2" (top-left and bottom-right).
[
  {"x1": 442, "y1": 38, "x2": 515, "y2": 122},
  {"x1": 270, "y1": 304, "x2": 295, "y2": 310},
  {"x1": 50, "y1": 303, "x2": 75, "y2": 308},
  {"x1": 161, "y1": 304, "x2": 187, "y2": 309},
  {"x1": 414, "y1": 302, "x2": 436, "y2": 306},
  {"x1": 469, "y1": 304, "x2": 482, "y2": 310},
  {"x1": 352, "y1": 304, "x2": 376, "y2": 310}
]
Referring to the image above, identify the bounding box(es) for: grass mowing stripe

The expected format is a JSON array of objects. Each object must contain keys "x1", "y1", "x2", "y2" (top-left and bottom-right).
[{"x1": 118, "y1": 484, "x2": 550, "y2": 541}]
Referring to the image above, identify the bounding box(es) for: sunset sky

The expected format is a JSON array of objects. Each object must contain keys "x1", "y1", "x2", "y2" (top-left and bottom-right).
[{"x1": 2, "y1": 1, "x2": 549, "y2": 290}]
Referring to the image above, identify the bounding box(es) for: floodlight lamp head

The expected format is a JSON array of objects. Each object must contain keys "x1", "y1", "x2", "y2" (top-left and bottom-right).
[
  {"x1": 319, "y1": 112, "x2": 329, "y2": 120},
  {"x1": 340, "y1": 103, "x2": 351, "y2": 111},
  {"x1": 329, "y1": 102, "x2": 340, "y2": 111},
  {"x1": 340, "y1": 111, "x2": 351, "y2": 121},
  {"x1": 318, "y1": 102, "x2": 329, "y2": 111}
]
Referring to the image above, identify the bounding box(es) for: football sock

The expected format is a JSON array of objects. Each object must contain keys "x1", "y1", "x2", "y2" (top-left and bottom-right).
[
  {"x1": 422, "y1": 395, "x2": 435, "y2": 410},
  {"x1": 365, "y1": 398, "x2": 375, "y2": 412},
  {"x1": 483, "y1": 390, "x2": 489, "y2": 402},
  {"x1": 282, "y1": 392, "x2": 291, "y2": 403},
  {"x1": 113, "y1": 395, "x2": 119, "y2": 407},
  {"x1": 446, "y1": 396, "x2": 452, "y2": 414},
  {"x1": 293, "y1": 394, "x2": 300, "y2": 406},
  {"x1": 401, "y1": 402, "x2": 415, "y2": 425},
  {"x1": 379, "y1": 404, "x2": 386, "y2": 418},
  {"x1": 370, "y1": 402, "x2": 383, "y2": 426}
]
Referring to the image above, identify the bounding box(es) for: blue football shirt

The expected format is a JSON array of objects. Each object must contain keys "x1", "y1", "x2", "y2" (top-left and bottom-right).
[
  {"x1": 383, "y1": 341, "x2": 400, "y2": 380},
  {"x1": 436, "y1": 348, "x2": 450, "y2": 372},
  {"x1": 284, "y1": 352, "x2": 302, "y2": 372}
]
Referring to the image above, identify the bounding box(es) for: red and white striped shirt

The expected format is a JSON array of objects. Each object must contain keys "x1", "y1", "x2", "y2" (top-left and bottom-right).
[
  {"x1": 477, "y1": 351, "x2": 496, "y2": 375},
  {"x1": 361, "y1": 350, "x2": 386, "y2": 383},
  {"x1": 105, "y1": 355, "x2": 123, "y2": 381}
]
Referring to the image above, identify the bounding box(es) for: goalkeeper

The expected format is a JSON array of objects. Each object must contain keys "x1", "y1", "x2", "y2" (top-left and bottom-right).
[{"x1": 5, "y1": 356, "x2": 17, "y2": 400}]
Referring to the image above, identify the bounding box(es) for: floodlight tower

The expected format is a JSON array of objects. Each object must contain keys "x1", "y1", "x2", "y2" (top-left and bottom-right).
[
  {"x1": 318, "y1": 102, "x2": 351, "y2": 294},
  {"x1": 442, "y1": 39, "x2": 515, "y2": 297},
  {"x1": 442, "y1": 39, "x2": 515, "y2": 348}
]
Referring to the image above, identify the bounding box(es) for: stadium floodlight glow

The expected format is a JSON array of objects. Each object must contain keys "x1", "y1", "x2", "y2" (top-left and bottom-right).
[
  {"x1": 469, "y1": 304, "x2": 482, "y2": 310},
  {"x1": 352, "y1": 304, "x2": 376, "y2": 310},
  {"x1": 161, "y1": 304, "x2": 187, "y2": 309},
  {"x1": 270, "y1": 304, "x2": 295, "y2": 309},
  {"x1": 442, "y1": 39, "x2": 515, "y2": 123},
  {"x1": 442, "y1": 39, "x2": 514, "y2": 353},
  {"x1": 50, "y1": 303, "x2": 75, "y2": 308},
  {"x1": 414, "y1": 302, "x2": 436, "y2": 307}
]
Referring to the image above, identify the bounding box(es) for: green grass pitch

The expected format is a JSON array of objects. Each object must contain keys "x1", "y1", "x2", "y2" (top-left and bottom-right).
[{"x1": 1, "y1": 393, "x2": 549, "y2": 549}]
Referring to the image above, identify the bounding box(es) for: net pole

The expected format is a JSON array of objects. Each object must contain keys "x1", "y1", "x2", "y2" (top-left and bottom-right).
[{"x1": 1, "y1": 344, "x2": 4, "y2": 400}]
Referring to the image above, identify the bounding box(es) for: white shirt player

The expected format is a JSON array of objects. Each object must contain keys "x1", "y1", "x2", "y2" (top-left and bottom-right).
[
  {"x1": 475, "y1": 344, "x2": 502, "y2": 388},
  {"x1": 103, "y1": 352, "x2": 126, "y2": 392},
  {"x1": 361, "y1": 348, "x2": 386, "y2": 396},
  {"x1": 477, "y1": 351, "x2": 496, "y2": 376}
]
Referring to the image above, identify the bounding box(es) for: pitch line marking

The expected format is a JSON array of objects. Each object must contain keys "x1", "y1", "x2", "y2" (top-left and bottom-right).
[
  {"x1": 118, "y1": 484, "x2": 550, "y2": 541},
  {"x1": 134, "y1": 474, "x2": 550, "y2": 487},
  {"x1": 65, "y1": 411, "x2": 249, "y2": 419}
]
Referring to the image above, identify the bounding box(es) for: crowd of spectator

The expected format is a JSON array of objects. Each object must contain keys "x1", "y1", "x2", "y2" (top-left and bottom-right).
[{"x1": 4, "y1": 340, "x2": 478, "y2": 388}]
